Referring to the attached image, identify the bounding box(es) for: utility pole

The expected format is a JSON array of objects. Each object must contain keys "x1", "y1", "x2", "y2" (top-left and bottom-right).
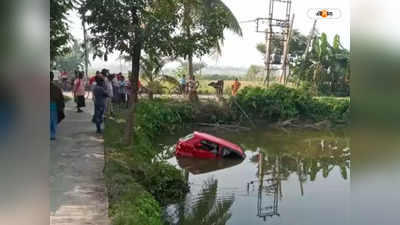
[
  {"x1": 82, "y1": 14, "x2": 89, "y2": 79},
  {"x1": 281, "y1": 14, "x2": 295, "y2": 85},
  {"x1": 303, "y1": 20, "x2": 317, "y2": 60},
  {"x1": 257, "y1": 0, "x2": 293, "y2": 87},
  {"x1": 241, "y1": 1, "x2": 294, "y2": 87},
  {"x1": 263, "y1": 0, "x2": 274, "y2": 87},
  {"x1": 296, "y1": 20, "x2": 317, "y2": 87}
]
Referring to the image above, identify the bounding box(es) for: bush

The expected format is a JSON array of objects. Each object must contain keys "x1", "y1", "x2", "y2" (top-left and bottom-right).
[
  {"x1": 233, "y1": 84, "x2": 314, "y2": 121},
  {"x1": 135, "y1": 99, "x2": 193, "y2": 144},
  {"x1": 139, "y1": 162, "x2": 189, "y2": 206},
  {"x1": 312, "y1": 97, "x2": 350, "y2": 122},
  {"x1": 232, "y1": 85, "x2": 350, "y2": 123},
  {"x1": 112, "y1": 190, "x2": 162, "y2": 225}
]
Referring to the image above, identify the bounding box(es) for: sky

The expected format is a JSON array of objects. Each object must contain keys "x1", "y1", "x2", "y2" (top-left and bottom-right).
[{"x1": 68, "y1": 0, "x2": 350, "y2": 72}]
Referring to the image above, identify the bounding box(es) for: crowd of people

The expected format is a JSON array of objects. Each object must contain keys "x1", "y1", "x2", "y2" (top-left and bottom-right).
[
  {"x1": 51, "y1": 68, "x2": 241, "y2": 140},
  {"x1": 50, "y1": 68, "x2": 142, "y2": 140}
]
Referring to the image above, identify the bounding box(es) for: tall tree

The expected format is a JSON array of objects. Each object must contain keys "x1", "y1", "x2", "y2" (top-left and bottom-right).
[
  {"x1": 54, "y1": 39, "x2": 86, "y2": 73},
  {"x1": 176, "y1": 60, "x2": 207, "y2": 77},
  {"x1": 50, "y1": 0, "x2": 75, "y2": 65},
  {"x1": 81, "y1": 0, "x2": 179, "y2": 145},
  {"x1": 175, "y1": 0, "x2": 243, "y2": 100}
]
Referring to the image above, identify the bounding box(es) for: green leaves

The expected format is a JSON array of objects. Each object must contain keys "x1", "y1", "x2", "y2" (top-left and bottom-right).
[
  {"x1": 50, "y1": 0, "x2": 76, "y2": 62},
  {"x1": 54, "y1": 39, "x2": 86, "y2": 72},
  {"x1": 233, "y1": 86, "x2": 350, "y2": 123},
  {"x1": 292, "y1": 33, "x2": 350, "y2": 96},
  {"x1": 174, "y1": 0, "x2": 242, "y2": 59},
  {"x1": 82, "y1": 0, "x2": 179, "y2": 59}
]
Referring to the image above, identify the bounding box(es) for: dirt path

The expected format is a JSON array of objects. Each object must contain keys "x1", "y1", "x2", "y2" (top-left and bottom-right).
[{"x1": 50, "y1": 96, "x2": 110, "y2": 225}]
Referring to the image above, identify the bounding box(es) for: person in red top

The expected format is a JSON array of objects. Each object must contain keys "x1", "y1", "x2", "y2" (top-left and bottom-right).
[
  {"x1": 89, "y1": 73, "x2": 97, "y2": 86},
  {"x1": 87, "y1": 71, "x2": 101, "y2": 99},
  {"x1": 73, "y1": 71, "x2": 86, "y2": 112}
]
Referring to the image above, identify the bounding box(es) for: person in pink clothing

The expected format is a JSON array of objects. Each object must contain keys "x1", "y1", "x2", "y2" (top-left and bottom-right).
[{"x1": 73, "y1": 71, "x2": 86, "y2": 113}]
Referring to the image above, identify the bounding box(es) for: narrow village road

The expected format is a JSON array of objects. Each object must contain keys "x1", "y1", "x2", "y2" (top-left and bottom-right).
[{"x1": 50, "y1": 95, "x2": 110, "y2": 225}]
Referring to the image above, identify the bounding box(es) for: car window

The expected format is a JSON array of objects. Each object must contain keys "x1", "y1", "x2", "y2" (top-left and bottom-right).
[
  {"x1": 199, "y1": 140, "x2": 219, "y2": 153},
  {"x1": 221, "y1": 147, "x2": 234, "y2": 157},
  {"x1": 221, "y1": 146, "x2": 243, "y2": 158}
]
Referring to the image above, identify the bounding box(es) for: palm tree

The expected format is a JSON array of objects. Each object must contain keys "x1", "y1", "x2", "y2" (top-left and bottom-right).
[
  {"x1": 120, "y1": 54, "x2": 180, "y2": 99},
  {"x1": 140, "y1": 55, "x2": 173, "y2": 100},
  {"x1": 180, "y1": 0, "x2": 243, "y2": 100},
  {"x1": 54, "y1": 39, "x2": 86, "y2": 73}
]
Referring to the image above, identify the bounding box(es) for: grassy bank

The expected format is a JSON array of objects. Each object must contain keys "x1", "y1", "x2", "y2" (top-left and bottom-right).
[{"x1": 104, "y1": 100, "x2": 194, "y2": 225}]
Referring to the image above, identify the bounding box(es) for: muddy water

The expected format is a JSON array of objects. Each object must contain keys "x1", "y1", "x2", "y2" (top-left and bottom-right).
[{"x1": 160, "y1": 127, "x2": 350, "y2": 225}]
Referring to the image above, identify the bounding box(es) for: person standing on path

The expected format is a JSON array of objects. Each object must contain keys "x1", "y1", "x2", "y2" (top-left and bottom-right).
[
  {"x1": 112, "y1": 74, "x2": 120, "y2": 103},
  {"x1": 73, "y1": 71, "x2": 86, "y2": 113},
  {"x1": 50, "y1": 72, "x2": 65, "y2": 140},
  {"x1": 119, "y1": 76, "x2": 128, "y2": 105},
  {"x1": 92, "y1": 76, "x2": 109, "y2": 134},
  {"x1": 105, "y1": 74, "x2": 114, "y2": 117}
]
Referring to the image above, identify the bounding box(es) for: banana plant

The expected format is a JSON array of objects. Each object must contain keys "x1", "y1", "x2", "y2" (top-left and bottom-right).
[{"x1": 292, "y1": 33, "x2": 350, "y2": 96}]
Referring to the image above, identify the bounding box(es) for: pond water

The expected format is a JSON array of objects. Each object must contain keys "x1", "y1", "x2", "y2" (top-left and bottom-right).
[{"x1": 159, "y1": 127, "x2": 350, "y2": 225}]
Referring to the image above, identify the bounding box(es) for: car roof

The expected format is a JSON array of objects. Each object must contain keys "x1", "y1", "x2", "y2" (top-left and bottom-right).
[{"x1": 194, "y1": 132, "x2": 242, "y2": 151}]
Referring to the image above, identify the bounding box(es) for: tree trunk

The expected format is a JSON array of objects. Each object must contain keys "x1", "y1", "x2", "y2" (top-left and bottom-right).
[
  {"x1": 123, "y1": 28, "x2": 143, "y2": 146},
  {"x1": 183, "y1": 0, "x2": 198, "y2": 102},
  {"x1": 187, "y1": 53, "x2": 199, "y2": 102},
  {"x1": 82, "y1": 15, "x2": 89, "y2": 79},
  {"x1": 188, "y1": 53, "x2": 194, "y2": 80},
  {"x1": 148, "y1": 91, "x2": 153, "y2": 100}
]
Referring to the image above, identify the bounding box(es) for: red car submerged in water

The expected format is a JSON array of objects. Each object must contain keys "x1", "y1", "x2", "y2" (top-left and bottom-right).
[{"x1": 175, "y1": 132, "x2": 245, "y2": 159}]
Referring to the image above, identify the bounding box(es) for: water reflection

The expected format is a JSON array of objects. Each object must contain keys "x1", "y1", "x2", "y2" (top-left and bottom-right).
[
  {"x1": 164, "y1": 178, "x2": 235, "y2": 225},
  {"x1": 162, "y1": 129, "x2": 350, "y2": 225},
  {"x1": 246, "y1": 151, "x2": 281, "y2": 222}
]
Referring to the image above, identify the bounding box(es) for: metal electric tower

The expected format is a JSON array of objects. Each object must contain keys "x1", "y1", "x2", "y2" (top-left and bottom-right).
[{"x1": 254, "y1": 0, "x2": 294, "y2": 87}]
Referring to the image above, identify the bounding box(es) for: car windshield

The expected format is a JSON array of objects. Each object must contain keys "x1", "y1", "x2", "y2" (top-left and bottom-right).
[{"x1": 180, "y1": 133, "x2": 194, "y2": 141}]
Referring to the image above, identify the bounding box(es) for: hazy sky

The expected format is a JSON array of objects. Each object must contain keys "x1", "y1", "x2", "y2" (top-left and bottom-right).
[{"x1": 68, "y1": 0, "x2": 350, "y2": 71}]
